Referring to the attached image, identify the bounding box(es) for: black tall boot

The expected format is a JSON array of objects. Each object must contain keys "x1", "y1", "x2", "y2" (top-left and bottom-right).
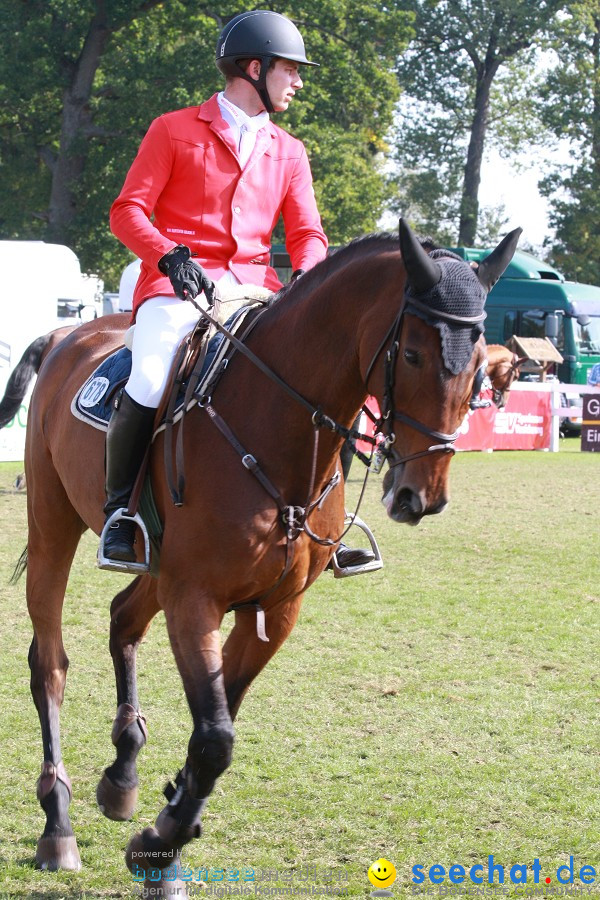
[
  {"x1": 334, "y1": 424, "x2": 376, "y2": 569},
  {"x1": 102, "y1": 390, "x2": 156, "y2": 563}
]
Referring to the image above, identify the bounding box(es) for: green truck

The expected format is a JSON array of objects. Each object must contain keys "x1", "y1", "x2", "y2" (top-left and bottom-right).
[
  {"x1": 270, "y1": 242, "x2": 600, "y2": 384},
  {"x1": 451, "y1": 246, "x2": 600, "y2": 386}
]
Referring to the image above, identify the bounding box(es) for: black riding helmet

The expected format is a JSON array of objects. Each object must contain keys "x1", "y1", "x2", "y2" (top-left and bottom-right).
[{"x1": 216, "y1": 10, "x2": 318, "y2": 113}]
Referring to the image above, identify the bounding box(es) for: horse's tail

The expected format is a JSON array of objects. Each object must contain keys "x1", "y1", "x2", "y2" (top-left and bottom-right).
[
  {"x1": 0, "y1": 334, "x2": 52, "y2": 428},
  {"x1": 10, "y1": 546, "x2": 27, "y2": 585}
]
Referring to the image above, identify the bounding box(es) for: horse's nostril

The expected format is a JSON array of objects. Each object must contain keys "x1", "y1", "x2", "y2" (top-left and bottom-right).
[{"x1": 396, "y1": 488, "x2": 422, "y2": 516}]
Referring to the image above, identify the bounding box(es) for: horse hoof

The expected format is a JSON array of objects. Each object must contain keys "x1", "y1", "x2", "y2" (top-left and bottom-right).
[
  {"x1": 97, "y1": 769, "x2": 138, "y2": 820},
  {"x1": 125, "y1": 827, "x2": 177, "y2": 873},
  {"x1": 35, "y1": 834, "x2": 81, "y2": 871}
]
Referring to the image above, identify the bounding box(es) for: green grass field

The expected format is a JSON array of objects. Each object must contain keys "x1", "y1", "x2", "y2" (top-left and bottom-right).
[{"x1": 0, "y1": 440, "x2": 598, "y2": 899}]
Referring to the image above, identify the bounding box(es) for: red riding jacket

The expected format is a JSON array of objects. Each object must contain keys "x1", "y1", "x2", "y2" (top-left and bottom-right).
[{"x1": 110, "y1": 94, "x2": 328, "y2": 316}]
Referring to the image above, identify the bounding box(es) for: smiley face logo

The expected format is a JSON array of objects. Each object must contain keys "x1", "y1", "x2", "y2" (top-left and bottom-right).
[{"x1": 368, "y1": 858, "x2": 397, "y2": 889}]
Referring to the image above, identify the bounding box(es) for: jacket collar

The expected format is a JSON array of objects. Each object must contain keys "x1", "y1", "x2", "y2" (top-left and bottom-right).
[{"x1": 198, "y1": 94, "x2": 277, "y2": 171}]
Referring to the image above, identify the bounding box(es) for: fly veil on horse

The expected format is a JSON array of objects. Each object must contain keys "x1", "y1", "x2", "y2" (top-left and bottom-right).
[{"x1": 22, "y1": 220, "x2": 520, "y2": 889}]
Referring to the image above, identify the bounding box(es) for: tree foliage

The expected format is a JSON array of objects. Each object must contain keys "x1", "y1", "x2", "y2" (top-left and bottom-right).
[
  {"x1": 0, "y1": 0, "x2": 411, "y2": 287},
  {"x1": 539, "y1": 1, "x2": 600, "y2": 283},
  {"x1": 390, "y1": 0, "x2": 562, "y2": 246}
]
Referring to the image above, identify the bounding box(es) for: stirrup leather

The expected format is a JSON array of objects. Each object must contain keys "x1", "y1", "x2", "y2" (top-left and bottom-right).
[
  {"x1": 331, "y1": 513, "x2": 383, "y2": 579},
  {"x1": 97, "y1": 508, "x2": 151, "y2": 574}
]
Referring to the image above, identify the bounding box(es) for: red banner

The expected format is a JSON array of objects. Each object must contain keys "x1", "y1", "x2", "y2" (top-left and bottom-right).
[
  {"x1": 356, "y1": 389, "x2": 552, "y2": 454},
  {"x1": 456, "y1": 388, "x2": 552, "y2": 451}
]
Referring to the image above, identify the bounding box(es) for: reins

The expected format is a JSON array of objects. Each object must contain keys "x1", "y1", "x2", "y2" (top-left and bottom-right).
[
  {"x1": 185, "y1": 296, "x2": 373, "y2": 543},
  {"x1": 184, "y1": 283, "x2": 486, "y2": 493},
  {"x1": 165, "y1": 279, "x2": 483, "y2": 618},
  {"x1": 186, "y1": 296, "x2": 376, "y2": 458}
]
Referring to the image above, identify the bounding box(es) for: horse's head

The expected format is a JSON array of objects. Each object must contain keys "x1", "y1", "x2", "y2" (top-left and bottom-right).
[
  {"x1": 485, "y1": 345, "x2": 528, "y2": 409},
  {"x1": 376, "y1": 220, "x2": 521, "y2": 525}
]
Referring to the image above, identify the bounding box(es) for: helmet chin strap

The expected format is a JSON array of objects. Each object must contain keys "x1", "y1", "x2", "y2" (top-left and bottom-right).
[
  {"x1": 233, "y1": 57, "x2": 275, "y2": 114},
  {"x1": 257, "y1": 84, "x2": 274, "y2": 114}
]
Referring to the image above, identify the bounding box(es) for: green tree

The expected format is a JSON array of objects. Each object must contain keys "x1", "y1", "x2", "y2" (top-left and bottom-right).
[
  {"x1": 390, "y1": 0, "x2": 562, "y2": 246},
  {"x1": 539, "y1": 1, "x2": 600, "y2": 283},
  {"x1": 0, "y1": 0, "x2": 411, "y2": 288}
]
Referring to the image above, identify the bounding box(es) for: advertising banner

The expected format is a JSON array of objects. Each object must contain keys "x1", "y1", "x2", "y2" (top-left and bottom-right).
[
  {"x1": 456, "y1": 388, "x2": 552, "y2": 451},
  {"x1": 356, "y1": 389, "x2": 552, "y2": 455},
  {"x1": 581, "y1": 394, "x2": 600, "y2": 452}
]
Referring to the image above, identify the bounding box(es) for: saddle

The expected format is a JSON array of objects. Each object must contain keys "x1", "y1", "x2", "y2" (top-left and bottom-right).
[{"x1": 72, "y1": 291, "x2": 269, "y2": 433}]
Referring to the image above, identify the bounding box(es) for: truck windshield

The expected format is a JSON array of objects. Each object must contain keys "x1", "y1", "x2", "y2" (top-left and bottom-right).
[{"x1": 574, "y1": 317, "x2": 600, "y2": 355}]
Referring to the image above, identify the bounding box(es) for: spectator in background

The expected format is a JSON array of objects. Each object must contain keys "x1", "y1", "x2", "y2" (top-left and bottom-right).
[{"x1": 587, "y1": 363, "x2": 600, "y2": 386}]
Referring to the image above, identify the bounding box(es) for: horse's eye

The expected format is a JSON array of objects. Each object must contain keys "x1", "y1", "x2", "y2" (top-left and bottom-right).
[{"x1": 403, "y1": 348, "x2": 421, "y2": 366}]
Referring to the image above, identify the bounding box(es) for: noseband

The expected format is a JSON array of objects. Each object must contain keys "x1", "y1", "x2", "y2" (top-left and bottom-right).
[{"x1": 365, "y1": 295, "x2": 486, "y2": 471}]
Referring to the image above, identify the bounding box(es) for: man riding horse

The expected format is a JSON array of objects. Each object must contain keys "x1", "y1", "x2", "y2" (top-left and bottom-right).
[{"x1": 104, "y1": 9, "x2": 375, "y2": 573}]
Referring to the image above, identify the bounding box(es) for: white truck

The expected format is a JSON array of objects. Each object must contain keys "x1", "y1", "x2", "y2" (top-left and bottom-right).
[{"x1": 0, "y1": 241, "x2": 103, "y2": 461}]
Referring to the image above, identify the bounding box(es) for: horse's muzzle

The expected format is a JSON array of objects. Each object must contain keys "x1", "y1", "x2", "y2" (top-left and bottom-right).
[{"x1": 381, "y1": 466, "x2": 448, "y2": 525}]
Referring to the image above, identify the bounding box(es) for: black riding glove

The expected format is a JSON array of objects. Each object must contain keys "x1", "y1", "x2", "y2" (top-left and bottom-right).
[
  {"x1": 158, "y1": 245, "x2": 216, "y2": 305},
  {"x1": 290, "y1": 268, "x2": 305, "y2": 282}
]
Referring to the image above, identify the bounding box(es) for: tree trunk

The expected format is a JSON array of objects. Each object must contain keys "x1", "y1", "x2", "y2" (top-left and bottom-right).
[
  {"x1": 45, "y1": 0, "x2": 166, "y2": 243},
  {"x1": 46, "y1": 14, "x2": 111, "y2": 244},
  {"x1": 458, "y1": 62, "x2": 498, "y2": 245}
]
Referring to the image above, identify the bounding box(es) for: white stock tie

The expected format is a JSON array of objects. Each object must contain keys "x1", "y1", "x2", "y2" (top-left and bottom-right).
[{"x1": 238, "y1": 124, "x2": 255, "y2": 168}]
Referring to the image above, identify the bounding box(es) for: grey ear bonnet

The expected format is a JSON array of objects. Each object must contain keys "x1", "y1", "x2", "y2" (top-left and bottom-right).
[{"x1": 405, "y1": 250, "x2": 487, "y2": 375}]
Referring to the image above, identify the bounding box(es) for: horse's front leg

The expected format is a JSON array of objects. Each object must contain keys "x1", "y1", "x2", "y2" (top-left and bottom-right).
[
  {"x1": 97, "y1": 575, "x2": 159, "y2": 821},
  {"x1": 125, "y1": 598, "x2": 233, "y2": 897},
  {"x1": 222, "y1": 592, "x2": 305, "y2": 719}
]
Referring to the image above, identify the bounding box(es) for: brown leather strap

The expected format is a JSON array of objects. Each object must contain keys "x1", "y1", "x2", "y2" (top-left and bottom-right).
[
  {"x1": 36, "y1": 759, "x2": 72, "y2": 802},
  {"x1": 111, "y1": 703, "x2": 148, "y2": 746},
  {"x1": 172, "y1": 331, "x2": 212, "y2": 506},
  {"x1": 163, "y1": 337, "x2": 195, "y2": 507}
]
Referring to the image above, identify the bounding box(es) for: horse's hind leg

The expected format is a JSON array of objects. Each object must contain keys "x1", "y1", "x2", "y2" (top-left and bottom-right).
[
  {"x1": 97, "y1": 575, "x2": 159, "y2": 821},
  {"x1": 26, "y1": 475, "x2": 85, "y2": 870}
]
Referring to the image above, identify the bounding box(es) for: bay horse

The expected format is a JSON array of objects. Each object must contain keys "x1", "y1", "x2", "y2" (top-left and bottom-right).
[
  {"x1": 485, "y1": 344, "x2": 527, "y2": 408},
  {"x1": 21, "y1": 220, "x2": 520, "y2": 892}
]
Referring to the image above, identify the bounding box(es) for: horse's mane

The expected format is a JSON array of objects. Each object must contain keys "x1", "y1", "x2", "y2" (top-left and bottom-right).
[{"x1": 269, "y1": 232, "x2": 398, "y2": 307}]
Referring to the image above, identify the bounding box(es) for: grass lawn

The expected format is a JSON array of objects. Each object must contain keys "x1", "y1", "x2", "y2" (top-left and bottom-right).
[{"x1": 0, "y1": 438, "x2": 598, "y2": 899}]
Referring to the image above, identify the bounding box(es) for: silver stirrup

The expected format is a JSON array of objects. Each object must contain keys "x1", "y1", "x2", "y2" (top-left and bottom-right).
[
  {"x1": 331, "y1": 513, "x2": 383, "y2": 579},
  {"x1": 97, "y1": 509, "x2": 151, "y2": 575}
]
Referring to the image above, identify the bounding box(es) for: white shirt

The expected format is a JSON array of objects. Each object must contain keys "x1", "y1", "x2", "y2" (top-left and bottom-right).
[{"x1": 217, "y1": 92, "x2": 269, "y2": 168}]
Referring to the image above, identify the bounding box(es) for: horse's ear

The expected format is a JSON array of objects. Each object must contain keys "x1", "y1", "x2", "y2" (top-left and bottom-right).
[
  {"x1": 477, "y1": 227, "x2": 523, "y2": 293},
  {"x1": 399, "y1": 218, "x2": 442, "y2": 294}
]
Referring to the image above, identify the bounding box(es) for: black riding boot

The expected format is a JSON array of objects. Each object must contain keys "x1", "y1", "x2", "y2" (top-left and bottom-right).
[
  {"x1": 334, "y1": 427, "x2": 376, "y2": 569},
  {"x1": 102, "y1": 390, "x2": 156, "y2": 563}
]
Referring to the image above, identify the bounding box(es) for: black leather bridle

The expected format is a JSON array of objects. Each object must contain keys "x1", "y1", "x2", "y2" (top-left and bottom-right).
[{"x1": 364, "y1": 295, "x2": 487, "y2": 471}]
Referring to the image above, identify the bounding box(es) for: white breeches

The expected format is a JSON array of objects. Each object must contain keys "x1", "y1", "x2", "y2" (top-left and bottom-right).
[
  {"x1": 125, "y1": 296, "x2": 202, "y2": 408},
  {"x1": 125, "y1": 268, "x2": 256, "y2": 409},
  {"x1": 125, "y1": 272, "x2": 242, "y2": 408}
]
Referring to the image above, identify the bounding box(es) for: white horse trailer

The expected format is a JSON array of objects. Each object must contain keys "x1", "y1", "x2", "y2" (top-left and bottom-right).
[{"x1": 0, "y1": 241, "x2": 102, "y2": 461}]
